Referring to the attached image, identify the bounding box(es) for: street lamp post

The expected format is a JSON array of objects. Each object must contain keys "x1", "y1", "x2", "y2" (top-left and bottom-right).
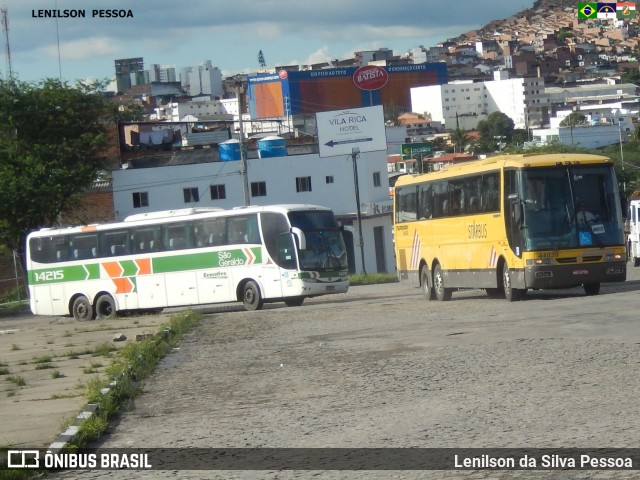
[{"x1": 351, "y1": 147, "x2": 367, "y2": 274}]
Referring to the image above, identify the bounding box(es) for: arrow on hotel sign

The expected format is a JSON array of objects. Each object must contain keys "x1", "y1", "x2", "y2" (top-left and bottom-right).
[{"x1": 324, "y1": 137, "x2": 373, "y2": 148}]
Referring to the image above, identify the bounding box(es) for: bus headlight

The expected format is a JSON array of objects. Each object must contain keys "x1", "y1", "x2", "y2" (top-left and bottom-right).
[
  {"x1": 526, "y1": 258, "x2": 553, "y2": 266},
  {"x1": 604, "y1": 254, "x2": 624, "y2": 261}
]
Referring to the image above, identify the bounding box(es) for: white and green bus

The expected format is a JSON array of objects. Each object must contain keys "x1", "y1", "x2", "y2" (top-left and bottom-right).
[{"x1": 26, "y1": 204, "x2": 350, "y2": 320}]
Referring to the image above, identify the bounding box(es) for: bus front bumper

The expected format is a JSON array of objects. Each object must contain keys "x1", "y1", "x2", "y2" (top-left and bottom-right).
[{"x1": 522, "y1": 261, "x2": 626, "y2": 289}]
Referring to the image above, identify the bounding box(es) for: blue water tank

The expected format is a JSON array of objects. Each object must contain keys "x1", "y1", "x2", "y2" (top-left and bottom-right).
[
  {"x1": 258, "y1": 136, "x2": 287, "y2": 158},
  {"x1": 218, "y1": 139, "x2": 241, "y2": 161}
]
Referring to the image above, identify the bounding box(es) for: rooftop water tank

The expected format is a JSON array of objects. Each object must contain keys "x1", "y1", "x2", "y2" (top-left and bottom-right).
[
  {"x1": 258, "y1": 136, "x2": 287, "y2": 159},
  {"x1": 218, "y1": 139, "x2": 241, "y2": 161}
]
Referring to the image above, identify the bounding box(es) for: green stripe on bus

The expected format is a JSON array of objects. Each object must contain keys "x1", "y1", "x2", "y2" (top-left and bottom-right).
[
  {"x1": 120, "y1": 260, "x2": 138, "y2": 277},
  {"x1": 152, "y1": 248, "x2": 262, "y2": 273},
  {"x1": 29, "y1": 265, "x2": 95, "y2": 284}
]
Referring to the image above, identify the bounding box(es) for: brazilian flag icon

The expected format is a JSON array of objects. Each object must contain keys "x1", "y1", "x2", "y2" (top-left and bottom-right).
[{"x1": 578, "y1": 2, "x2": 598, "y2": 18}]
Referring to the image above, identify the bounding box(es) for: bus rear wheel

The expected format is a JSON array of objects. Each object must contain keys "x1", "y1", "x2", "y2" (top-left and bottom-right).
[
  {"x1": 433, "y1": 263, "x2": 452, "y2": 301},
  {"x1": 72, "y1": 295, "x2": 94, "y2": 321},
  {"x1": 420, "y1": 266, "x2": 435, "y2": 300},
  {"x1": 95, "y1": 294, "x2": 117, "y2": 320},
  {"x1": 502, "y1": 262, "x2": 523, "y2": 302},
  {"x1": 242, "y1": 281, "x2": 264, "y2": 311}
]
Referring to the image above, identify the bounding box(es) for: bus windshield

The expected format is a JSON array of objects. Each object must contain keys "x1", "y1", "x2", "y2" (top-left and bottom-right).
[
  {"x1": 288, "y1": 211, "x2": 348, "y2": 271},
  {"x1": 518, "y1": 165, "x2": 624, "y2": 251}
]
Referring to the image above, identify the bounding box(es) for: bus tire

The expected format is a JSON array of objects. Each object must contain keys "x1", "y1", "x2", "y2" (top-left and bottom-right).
[
  {"x1": 583, "y1": 283, "x2": 600, "y2": 296},
  {"x1": 242, "y1": 281, "x2": 264, "y2": 311},
  {"x1": 502, "y1": 262, "x2": 523, "y2": 302},
  {"x1": 433, "y1": 263, "x2": 452, "y2": 301},
  {"x1": 420, "y1": 266, "x2": 435, "y2": 300},
  {"x1": 95, "y1": 294, "x2": 117, "y2": 320},
  {"x1": 72, "y1": 295, "x2": 94, "y2": 321},
  {"x1": 284, "y1": 296, "x2": 304, "y2": 307}
]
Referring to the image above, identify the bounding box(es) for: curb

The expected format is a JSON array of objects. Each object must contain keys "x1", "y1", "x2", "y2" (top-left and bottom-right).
[{"x1": 46, "y1": 379, "x2": 116, "y2": 452}]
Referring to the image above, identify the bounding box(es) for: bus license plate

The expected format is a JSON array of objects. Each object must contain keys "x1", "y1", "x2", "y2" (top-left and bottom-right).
[{"x1": 326, "y1": 286, "x2": 335, "y2": 291}]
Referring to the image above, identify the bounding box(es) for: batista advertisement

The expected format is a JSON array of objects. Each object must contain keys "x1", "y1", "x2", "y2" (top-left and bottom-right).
[{"x1": 247, "y1": 62, "x2": 447, "y2": 118}]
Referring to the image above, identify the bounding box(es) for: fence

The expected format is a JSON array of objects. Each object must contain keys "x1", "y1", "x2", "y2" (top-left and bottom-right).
[{"x1": 0, "y1": 250, "x2": 26, "y2": 301}]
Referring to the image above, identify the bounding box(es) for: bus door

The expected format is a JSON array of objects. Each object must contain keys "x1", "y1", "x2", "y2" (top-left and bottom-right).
[
  {"x1": 259, "y1": 213, "x2": 289, "y2": 299},
  {"x1": 163, "y1": 222, "x2": 199, "y2": 306},
  {"x1": 504, "y1": 169, "x2": 524, "y2": 257}
]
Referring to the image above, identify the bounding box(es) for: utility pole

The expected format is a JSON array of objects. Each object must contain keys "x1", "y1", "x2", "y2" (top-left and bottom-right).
[
  {"x1": 351, "y1": 147, "x2": 366, "y2": 274},
  {"x1": 618, "y1": 118, "x2": 626, "y2": 194},
  {"x1": 235, "y1": 75, "x2": 250, "y2": 206},
  {"x1": 1, "y1": 7, "x2": 12, "y2": 81}
]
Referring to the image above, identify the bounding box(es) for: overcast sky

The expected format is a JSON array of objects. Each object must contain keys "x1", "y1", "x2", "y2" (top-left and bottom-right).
[{"x1": 5, "y1": 0, "x2": 534, "y2": 84}]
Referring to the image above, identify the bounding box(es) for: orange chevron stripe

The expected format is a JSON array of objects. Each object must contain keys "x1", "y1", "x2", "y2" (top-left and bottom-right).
[
  {"x1": 136, "y1": 258, "x2": 152, "y2": 275},
  {"x1": 102, "y1": 261, "x2": 123, "y2": 278},
  {"x1": 112, "y1": 277, "x2": 134, "y2": 294}
]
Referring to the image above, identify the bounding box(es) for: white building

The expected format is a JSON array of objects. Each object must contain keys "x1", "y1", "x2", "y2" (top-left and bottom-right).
[
  {"x1": 146, "y1": 64, "x2": 177, "y2": 83},
  {"x1": 531, "y1": 108, "x2": 634, "y2": 149},
  {"x1": 181, "y1": 61, "x2": 224, "y2": 98},
  {"x1": 531, "y1": 124, "x2": 628, "y2": 149},
  {"x1": 410, "y1": 71, "x2": 548, "y2": 130},
  {"x1": 112, "y1": 150, "x2": 395, "y2": 274}
]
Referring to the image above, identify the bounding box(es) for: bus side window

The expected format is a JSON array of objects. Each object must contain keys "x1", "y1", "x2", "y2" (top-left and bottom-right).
[
  {"x1": 164, "y1": 223, "x2": 189, "y2": 250},
  {"x1": 101, "y1": 230, "x2": 130, "y2": 257}
]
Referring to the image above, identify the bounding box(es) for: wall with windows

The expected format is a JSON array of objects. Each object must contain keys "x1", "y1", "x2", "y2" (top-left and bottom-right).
[
  {"x1": 112, "y1": 150, "x2": 395, "y2": 273},
  {"x1": 411, "y1": 75, "x2": 548, "y2": 130}
]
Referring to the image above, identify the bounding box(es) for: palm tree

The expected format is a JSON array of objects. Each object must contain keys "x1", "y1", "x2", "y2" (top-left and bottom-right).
[{"x1": 450, "y1": 127, "x2": 470, "y2": 153}]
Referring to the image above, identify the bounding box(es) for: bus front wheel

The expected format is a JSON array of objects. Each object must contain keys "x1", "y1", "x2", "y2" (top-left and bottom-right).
[
  {"x1": 584, "y1": 283, "x2": 600, "y2": 296},
  {"x1": 433, "y1": 263, "x2": 452, "y2": 301},
  {"x1": 284, "y1": 296, "x2": 304, "y2": 307},
  {"x1": 72, "y1": 295, "x2": 94, "y2": 321},
  {"x1": 502, "y1": 262, "x2": 523, "y2": 302},
  {"x1": 95, "y1": 294, "x2": 117, "y2": 320},
  {"x1": 242, "y1": 281, "x2": 264, "y2": 311}
]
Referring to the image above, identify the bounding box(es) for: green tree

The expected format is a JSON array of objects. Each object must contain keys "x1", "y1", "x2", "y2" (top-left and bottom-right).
[
  {"x1": 557, "y1": 29, "x2": 574, "y2": 45},
  {"x1": 0, "y1": 78, "x2": 115, "y2": 259},
  {"x1": 476, "y1": 111, "x2": 515, "y2": 152},
  {"x1": 258, "y1": 50, "x2": 266, "y2": 68},
  {"x1": 559, "y1": 111, "x2": 588, "y2": 127},
  {"x1": 621, "y1": 68, "x2": 640, "y2": 85}
]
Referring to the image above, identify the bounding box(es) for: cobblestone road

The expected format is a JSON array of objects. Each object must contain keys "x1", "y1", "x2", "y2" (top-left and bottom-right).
[{"x1": 51, "y1": 268, "x2": 640, "y2": 479}]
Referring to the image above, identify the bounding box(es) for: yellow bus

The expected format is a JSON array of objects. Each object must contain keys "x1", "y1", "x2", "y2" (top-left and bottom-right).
[{"x1": 393, "y1": 153, "x2": 627, "y2": 301}]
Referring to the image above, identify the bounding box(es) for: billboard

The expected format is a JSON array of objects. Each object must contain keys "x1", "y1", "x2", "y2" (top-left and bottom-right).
[{"x1": 247, "y1": 63, "x2": 447, "y2": 119}]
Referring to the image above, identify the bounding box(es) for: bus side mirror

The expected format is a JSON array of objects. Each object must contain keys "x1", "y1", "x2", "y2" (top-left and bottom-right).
[
  {"x1": 341, "y1": 225, "x2": 355, "y2": 234},
  {"x1": 290, "y1": 227, "x2": 307, "y2": 250}
]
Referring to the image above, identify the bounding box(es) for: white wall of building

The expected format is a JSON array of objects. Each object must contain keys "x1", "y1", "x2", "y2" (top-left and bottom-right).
[
  {"x1": 532, "y1": 123, "x2": 628, "y2": 149},
  {"x1": 410, "y1": 85, "x2": 444, "y2": 123},
  {"x1": 181, "y1": 61, "x2": 223, "y2": 98},
  {"x1": 411, "y1": 74, "x2": 548, "y2": 130},
  {"x1": 112, "y1": 151, "x2": 395, "y2": 274}
]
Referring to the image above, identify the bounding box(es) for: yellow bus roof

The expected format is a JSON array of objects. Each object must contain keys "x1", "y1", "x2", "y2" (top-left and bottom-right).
[{"x1": 394, "y1": 153, "x2": 612, "y2": 188}]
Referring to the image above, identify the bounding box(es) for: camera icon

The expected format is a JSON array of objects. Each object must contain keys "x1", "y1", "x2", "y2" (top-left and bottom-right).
[{"x1": 7, "y1": 450, "x2": 40, "y2": 468}]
